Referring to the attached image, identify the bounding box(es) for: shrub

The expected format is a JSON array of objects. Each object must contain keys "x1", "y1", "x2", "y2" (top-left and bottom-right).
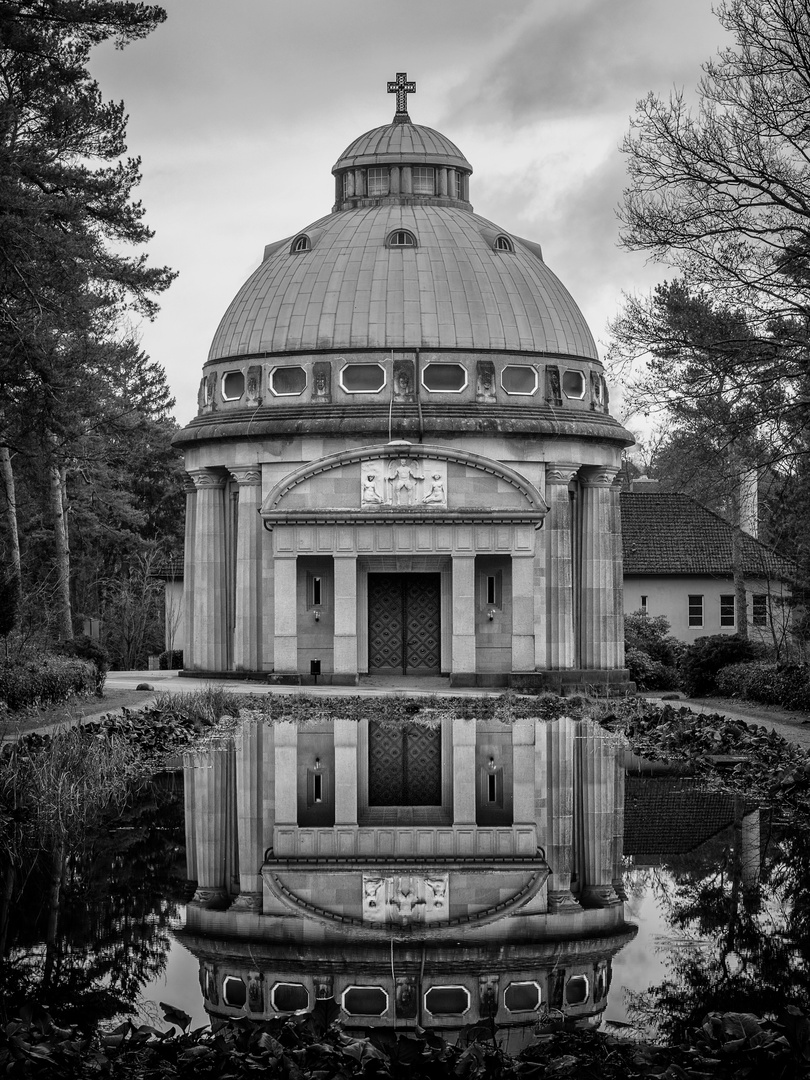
[
  {"x1": 716, "y1": 660, "x2": 810, "y2": 712},
  {"x1": 57, "y1": 635, "x2": 108, "y2": 694},
  {"x1": 625, "y1": 647, "x2": 679, "y2": 691},
  {"x1": 158, "y1": 649, "x2": 183, "y2": 670},
  {"x1": 0, "y1": 652, "x2": 96, "y2": 711},
  {"x1": 680, "y1": 633, "x2": 765, "y2": 697},
  {"x1": 625, "y1": 612, "x2": 683, "y2": 668}
]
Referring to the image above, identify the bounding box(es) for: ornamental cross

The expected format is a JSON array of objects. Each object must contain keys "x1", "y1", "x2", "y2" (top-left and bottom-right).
[{"x1": 387, "y1": 71, "x2": 416, "y2": 116}]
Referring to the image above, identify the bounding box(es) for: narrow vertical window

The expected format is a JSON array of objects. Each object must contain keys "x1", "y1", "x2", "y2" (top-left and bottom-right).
[
  {"x1": 312, "y1": 576, "x2": 322, "y2": 607},
  {"x1": 720, "y1": 594, "x2": 735, "y2": 627},
  {"x1": 640, "y1": 595, "x2": 648, "y2": 615},
  {"x1": 752, "y1": 594, "x2": 767, "y2": 626},
  {"x1": 688, "y1": 595, "x2": 703, "y2": 627},
  {"x1": 313, "y1": 773, "x2": 323, "y2": 803},
  {"x1": 487, "y1": 576, "x2": 496, "y2": 605}
]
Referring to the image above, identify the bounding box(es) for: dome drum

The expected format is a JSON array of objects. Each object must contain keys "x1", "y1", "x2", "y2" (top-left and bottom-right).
[
  {"x1": 195, "y1": 351, "x2": 611, "y2": 421},
  {"x1": 333, "y1": 163, "x2": 472, "y2": 212}
]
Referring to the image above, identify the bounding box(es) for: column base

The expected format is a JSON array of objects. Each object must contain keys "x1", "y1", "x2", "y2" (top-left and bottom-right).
[
  {"x1": 229, "y1": 891, "x2": 263, "y2": 912},
  {"x1": 192, "y1": 887, "x2": 230, "y2": 908},
  {"x1": 580, "y1": 885, "x2": 623, "y2": 908},
  {"x1": 547, "y1": 889, "x2": 582, "y2": 914}
]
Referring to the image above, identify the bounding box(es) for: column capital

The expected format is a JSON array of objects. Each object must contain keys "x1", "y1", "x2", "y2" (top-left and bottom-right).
[
  {"x1": 183, "y1": 474, "x2": 197, "y2": 495},
  {"x1": 230, "y1": 467, "x2": 262, "y2": 487},
  {"x1": 545, "y1": 463, "x2": 579, "y2": 485},
  {"x1": 188, "y1": 467, "x2": 227, "y2": 490},
  {"x1": 579, "y1": 465, "x2": 621, "y2": 487}
]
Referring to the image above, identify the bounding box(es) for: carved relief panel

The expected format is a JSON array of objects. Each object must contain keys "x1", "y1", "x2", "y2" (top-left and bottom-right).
[
  {"x1": 360, "y1": 458, "x2": 448, "y2": 508},
  {"x1": 362, "y1": 873, "x2": 450, "y2": 926}
]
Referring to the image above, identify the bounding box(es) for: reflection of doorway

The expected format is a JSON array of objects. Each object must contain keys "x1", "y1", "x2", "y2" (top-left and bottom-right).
[
  {"x1": 368, "y1": 721, "x2": 442, "y2": 805},
  {"x1": 368, "y1": 573, "x2": 440, "y2": 675}
]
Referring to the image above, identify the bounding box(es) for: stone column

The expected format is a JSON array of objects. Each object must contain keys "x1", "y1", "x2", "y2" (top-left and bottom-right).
[
  {"x1": 344, "y1": 170, "x2": 355, "y2": 198},
  {"x1": 189, "y1": 468, "x2": 229, "y2": 672},
  {"x1": 575, "y1": 719, "x2": 621, "y2": 907},
  {"x1": 334, "y1": 718, "x2": 358, "y2": 825},
  {"x1": 451, "y1": 555, "x2": 476, "y2": 679},
  {"x1": 272, "y1": 555, "x2": 297, "y2": 674},
  {"x1": 579, "y1": 467, "x2": 623, "y2": 669},
  {"x1": 390, "y1": 166, "x2": 400, "y2": 195},
  {"x1": 512, "y1": 718, "x2": 535, "y2": 826},
  {"x1": 354, "y1": 167, "x2": 364, "y2": 197},
  {"x1": 438, "y1": 167, "x2": 448, "y2": 196},
  {"x1": 274, "y1": 722, "x2": 298, "y2": 826},
  {"x1": 182, "y1": 476, "x2": 197, "y2": 669},
  {"x1": 333, "y1": 555, "x2": 358, "y2": 681},
  {"x1": 544, "y1": 464, "x2": 578, "y2": 669},
  {"x1": 452, "y1": 717, "x2": 477, "y2": 825},
  {"x1": 511, "y1": 554, "x2": 535, "y2": 671},
  {"x1": 184, "y1": 739, "x2": 234, "y2": 906},
  {"x1": 535, "y1": 716, "x2": 580, "y2": 911},
  {"x1": 612, "y1": 742, "x2": 627, "y2": 900},
  {"x1": 231, "y1": 716, "x2": 267, "y2": 910},
  {"x1": 401, "y1": 165, "x2": 413, "y2": 194},
  {"x1": 231, "y1": 468, "x2": 262, "y2": 672}
]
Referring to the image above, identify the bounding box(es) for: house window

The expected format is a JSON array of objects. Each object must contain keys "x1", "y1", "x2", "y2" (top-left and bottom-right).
[
  {"x1": 640, "y1": 595, "x2": 648, "y2": 615},
  {"x1": 367, "y1": 167, "x2": 388, "y2": 196},
  {"x1": 720, "y1": 594, "x2": 736, "y2": 627},
  {"x1": 752, "y1": 594, "x2": 768, "y2": 626},
  {"x1": 412, "y1": 166, "x2": 435, "y2": 194},
  {"x1": 342, "y1": 172, "x2": 352, "y2": 198},
  {"x1": 688, "y1": 595, "x2": 703, "y2": 627}
]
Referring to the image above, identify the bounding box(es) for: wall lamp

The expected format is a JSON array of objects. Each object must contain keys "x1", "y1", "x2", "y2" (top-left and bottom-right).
[
  {"x1": 314, "y1": 610, "x2": 320, "y2": 621},
  {"x1": 487, "y1": 609, "x2": 496, "y2": 621}
]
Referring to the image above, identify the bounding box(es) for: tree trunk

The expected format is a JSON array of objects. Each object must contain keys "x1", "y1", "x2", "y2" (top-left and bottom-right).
[
  {"x1": 49, "y1": 455, "x2": 73, "y2": 641},
  {"x1": 0, "y1": 442, "x2": 21, "y2": 580},
  {"x1": 43, "y1": 839, "x2": 65, "y2": 989}
]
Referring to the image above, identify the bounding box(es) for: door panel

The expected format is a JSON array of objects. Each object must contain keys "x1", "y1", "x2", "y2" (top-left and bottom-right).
[
  {"x1": 368, "y1": 721, "x2": 442, "y2": 806},
  {"x1": 368, "y1": 573, "x2": 440, "y2": 675}
]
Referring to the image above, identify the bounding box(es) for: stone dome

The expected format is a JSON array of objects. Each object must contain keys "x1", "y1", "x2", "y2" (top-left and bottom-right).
[
  {"x1": 333, "y1": 122, "x2": 472, "y2": 172},
  {"x1": 208, "y1": 203, "x2": 597, "y2": 362}
]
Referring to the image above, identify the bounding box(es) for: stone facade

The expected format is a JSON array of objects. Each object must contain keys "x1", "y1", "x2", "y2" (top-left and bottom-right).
[{"x1": 174, "y1": 91, "x2": 634, "y2": 688}]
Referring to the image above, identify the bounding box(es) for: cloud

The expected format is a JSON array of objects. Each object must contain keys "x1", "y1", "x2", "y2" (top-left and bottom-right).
[{"x1": 442, "y1": 0, "x2": 724, "y2": 128}]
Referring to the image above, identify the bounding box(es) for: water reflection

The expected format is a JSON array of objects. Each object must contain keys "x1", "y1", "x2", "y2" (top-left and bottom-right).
[{"x1": 179, "y1": 716, "x2": 637, "y2": 1042}]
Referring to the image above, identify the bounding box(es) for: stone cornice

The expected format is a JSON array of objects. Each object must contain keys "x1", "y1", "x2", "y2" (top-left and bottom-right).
[
  {"x1": 262, "y1": 509, "x2": 545, "y2": 531},
  {"x1": 260, "y1": 442, "x2": 549, "y2": 517}
]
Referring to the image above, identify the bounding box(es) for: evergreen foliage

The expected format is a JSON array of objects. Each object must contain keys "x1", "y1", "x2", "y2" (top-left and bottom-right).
[{"x1": 679, "y1": 633, "x2": 766, "y2": 696}]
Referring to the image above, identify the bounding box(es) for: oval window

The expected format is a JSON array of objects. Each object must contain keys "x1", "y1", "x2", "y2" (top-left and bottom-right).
[
  {"x1": 422, "y1": 363, "x2": 467, "y2": 393},
  {"x1": 504, "y1": 982, "x2": 540, "y2": 1012},
  {"x1": 271, "y1": 366, "x2": 307, "y2": 396},
  {"x1": 222, "y1": 371, "x2": 245, "y2": 400},
  {"x1": 501, "y1": 366, "x2": 537, "y2": 395},
  {"x1": 424, "y1": 986, "x2": 470, "y2": 1015},
  {"x1": 565, "y1": 976, "x2": 589, "y2": 1005},
  {"x1": 562, "y1": 370, "x2": 585, "y2": 399},
  {"x1": 223, "y1": 977, "x2": 247, "y2": 1008},
  {"x1": 342, "y1": 986, "x2": 388, "y2": 1016},
  {"x1": 272, "y1": 983, "x2": 309, "y2": 1012},
  {"x1": 340, "y1": 364, "x2": 386, "y2": 393}
]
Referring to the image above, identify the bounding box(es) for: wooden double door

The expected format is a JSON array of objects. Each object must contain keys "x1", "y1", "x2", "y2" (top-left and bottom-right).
[{"x1": 368, "y1": 573, "x2": 441, "y2": 676}]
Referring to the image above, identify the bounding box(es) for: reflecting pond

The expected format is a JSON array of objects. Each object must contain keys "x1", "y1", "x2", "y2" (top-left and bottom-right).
[{"x1": 1, "y1": 714, "x2": 809, "y2": 1050}]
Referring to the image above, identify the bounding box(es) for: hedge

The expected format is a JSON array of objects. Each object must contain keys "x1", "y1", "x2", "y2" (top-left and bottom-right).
[
  {"x1": 716, "y1": 661, "x2": 810, "y2": 713},
  {"x1": 0, "y1": 653, "x2": 97, "y2": 711},
  {"x1": 679, "y1": 634, "x2": 765, "y2": 696},
  {"x1": 625, "y1": 647, "x2": 679, "y2": 691}
]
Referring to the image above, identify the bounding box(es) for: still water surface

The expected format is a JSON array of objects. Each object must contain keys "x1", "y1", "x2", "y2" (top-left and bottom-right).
[{"x1": 3, "y1": 772, "x2": 807, "y2": 1047}]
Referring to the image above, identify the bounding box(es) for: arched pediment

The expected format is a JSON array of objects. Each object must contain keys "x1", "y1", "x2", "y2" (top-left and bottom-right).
[{"x1": 260, "y1": 443, "x2": 548, "y2": 526}]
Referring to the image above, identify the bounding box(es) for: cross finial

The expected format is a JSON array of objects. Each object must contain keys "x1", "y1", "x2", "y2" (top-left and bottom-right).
[{"x1": 387, "y1": 71, "x2": 416, "y2": 122}]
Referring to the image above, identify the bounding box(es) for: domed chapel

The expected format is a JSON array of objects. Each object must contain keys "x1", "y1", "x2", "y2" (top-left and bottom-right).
[{"x1": 174, "y1": 75, "x2": 634, "y2": 689}]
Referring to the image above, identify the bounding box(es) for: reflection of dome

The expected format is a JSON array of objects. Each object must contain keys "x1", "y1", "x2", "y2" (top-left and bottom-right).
[
  {"x1": 333, "y1": 122, "x2": 472, "y2": 172},
  {"x1": 208, "y1": 204, "x2": 597, "y2": 361}
]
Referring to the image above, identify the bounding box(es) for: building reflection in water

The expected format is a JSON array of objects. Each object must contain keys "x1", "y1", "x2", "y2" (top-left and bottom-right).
[{"x1": 177, "y1": 713, "x2": 638, "y2": 1041}]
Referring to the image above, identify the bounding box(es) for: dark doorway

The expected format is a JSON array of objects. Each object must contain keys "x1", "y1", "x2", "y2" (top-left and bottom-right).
[
  {"x1": 368, "y1": 573, "x2": 441, "y2": 675},
  {"x1": 368, "y1": 721, "x2": 442, "y2": 806}
]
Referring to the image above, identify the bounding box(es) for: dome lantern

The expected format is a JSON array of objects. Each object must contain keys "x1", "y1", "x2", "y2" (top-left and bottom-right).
[{"x1": 332, "y1": 72, "x2": 473, "y2": 212}]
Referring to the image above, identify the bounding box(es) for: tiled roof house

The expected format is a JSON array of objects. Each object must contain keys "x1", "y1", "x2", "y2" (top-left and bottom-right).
[{"x1": 620, "y1": 489, "x2": 798, "y2": 643}]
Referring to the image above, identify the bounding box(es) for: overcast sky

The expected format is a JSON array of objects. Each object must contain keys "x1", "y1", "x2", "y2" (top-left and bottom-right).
[{"x1": 89, "y1": 0, "x2": 726, "y2": 430}]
